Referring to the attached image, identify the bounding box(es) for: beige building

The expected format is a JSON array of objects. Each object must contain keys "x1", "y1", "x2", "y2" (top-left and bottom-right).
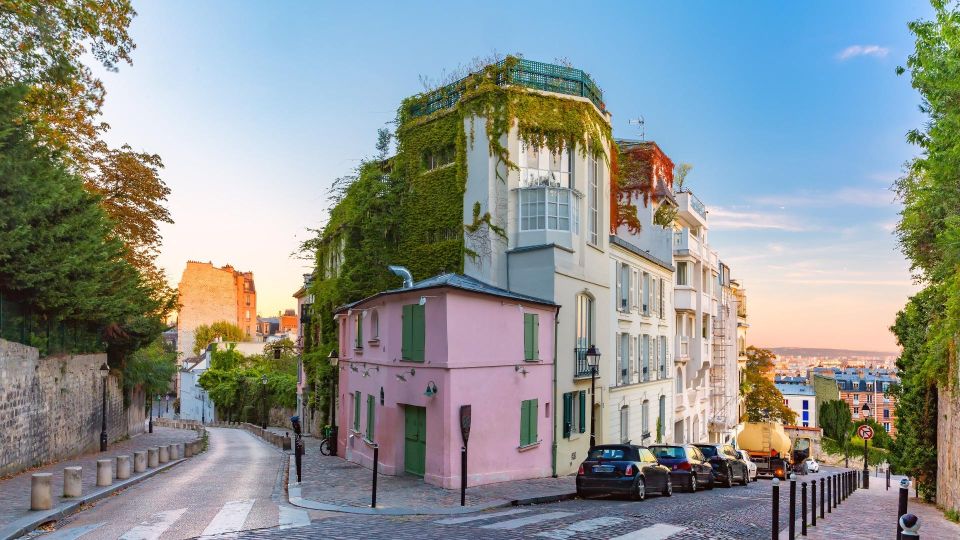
[{"x1": 176, "y1": 261, "x2": 257, "y2": 359}]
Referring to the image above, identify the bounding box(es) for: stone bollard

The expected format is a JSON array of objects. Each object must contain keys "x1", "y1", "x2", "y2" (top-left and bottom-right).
[
  {"x1": 169, "y1": 444, "x2": 178, "y2": 460},
  {"x1": 63, "y1": 467, "x2": 82, "y2": 497},
  {"x1": 178, "y1": 443, "x2": 185, "y2": 459},
  {"x1": 96, "y1": 460, "x2": 112, "y2": 487},
  {"x1": 184, "y1": 442, "x2": 193, "y2": 458},
  {"x1": 31, "y1": 473, "x2": 53, "y2": 510},
  {"x1": 148, "y1": 447, "x2": 159, "y2": 468},
  {"x1": 158, "y1": 445, "x2": 169, "y2": 464},
  {"x1": 134, "y1": 451, "x2": 147, "y2": 473},
  {"x1": 117, "y1": 455, "x2": 132, "y2": 479}
]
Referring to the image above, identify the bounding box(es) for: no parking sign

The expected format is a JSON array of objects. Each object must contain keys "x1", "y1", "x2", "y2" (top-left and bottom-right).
[{"x1": 857, "y1": 424, "x2": 874, "y2": 440}]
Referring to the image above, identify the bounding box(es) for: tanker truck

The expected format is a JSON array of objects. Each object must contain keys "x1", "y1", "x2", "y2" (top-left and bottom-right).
[{"x1": 737, "y1": 422, "x2": 791, "y2": 479}]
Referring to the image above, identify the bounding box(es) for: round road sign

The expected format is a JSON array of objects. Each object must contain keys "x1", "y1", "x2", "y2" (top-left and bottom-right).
[{"x1": 858, "y1": 424, "x2": 874, "y2": 440}]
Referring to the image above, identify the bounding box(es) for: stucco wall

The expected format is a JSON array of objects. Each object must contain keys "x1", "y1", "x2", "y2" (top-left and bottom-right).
[
  {"x1": 0, "y1": 339, "x2": 145, "y2": 476},
  {"x1": 177, "y1": 261, "x2": 256, "y2": 358}
]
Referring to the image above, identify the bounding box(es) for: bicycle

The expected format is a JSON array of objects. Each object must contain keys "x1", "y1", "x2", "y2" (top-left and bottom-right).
[{"x1": 319, "y1": 426, "x2": 333, "y2": 456}]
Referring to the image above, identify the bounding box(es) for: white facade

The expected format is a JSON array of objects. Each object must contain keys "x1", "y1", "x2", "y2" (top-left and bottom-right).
[
  {"x1": 178, "y1": 353, "x2": 215, "y2": 423},
  {"x1": 776, "y1": 383, "x2": 818, "y2": 428}
]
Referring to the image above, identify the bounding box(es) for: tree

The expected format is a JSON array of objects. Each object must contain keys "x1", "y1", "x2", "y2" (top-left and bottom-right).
[
  {"x1": 123, "y1": 338, "x2": 177, "y2": 401},
  {"x1": 742, "y1": 346, "x2": 797, "y2": 424},
  {"x1": 820, "y1": 399, "x2": 854, "y2": 464},
  {"x1": 192, "y1": 321, "x2": 248, "y2": 356}
]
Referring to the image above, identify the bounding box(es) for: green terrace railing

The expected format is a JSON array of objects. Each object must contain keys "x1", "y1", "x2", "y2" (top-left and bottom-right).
[{"x1": 408, "y1": 58, "x2": 605, "y2": 118}]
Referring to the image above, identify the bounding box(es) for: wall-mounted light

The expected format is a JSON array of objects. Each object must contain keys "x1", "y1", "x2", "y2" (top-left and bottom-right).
[
  {"x1": 380, "y1": 387, "x2": 385, "y2": 406},
  {"x1": 515, "y1": 365, "x2": 529, "y2": 376},
  {"x1": 424, "y1": 381, "x2": 438, "y2": 398},
  {"x1": 418, "y1": 295, "x2": 438, "y2": 306},
  {"x1": 395, "y1": 374, "x2": 407, "y2": 382},
  {"x1": 349, "y1": 365, "x2": 359, "y2": 373}
]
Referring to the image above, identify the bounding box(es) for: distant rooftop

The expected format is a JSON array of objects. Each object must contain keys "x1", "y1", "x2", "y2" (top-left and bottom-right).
[
  {"x1": 408, "y1": 57, "x2": 605, "y2": 118},
  {"x1": 775, "y1": 382, "x2": 816, "y2": 396}
]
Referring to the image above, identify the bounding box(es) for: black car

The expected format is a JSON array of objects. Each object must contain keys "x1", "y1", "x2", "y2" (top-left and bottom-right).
[
  {"x1": 576, "y1": 444, "x2": 673, "y2": 501},
  {"x1": 648, "y1": 444, "x2": 714, "y2": 492},
  {"x1": 694, "y1": 444, "x2": 750, "y2": 488}
]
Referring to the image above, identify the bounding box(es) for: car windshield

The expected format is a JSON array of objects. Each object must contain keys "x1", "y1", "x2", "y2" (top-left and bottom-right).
[
  {"x1": 650, "y1": 446, "x2": 685, "y2": 459},
  {"x1": 698, "y1": 446, "x2": 719, "y2": 458},
  {"x1": 588, "y1": 447, "x2": 629, "y2": 460}
]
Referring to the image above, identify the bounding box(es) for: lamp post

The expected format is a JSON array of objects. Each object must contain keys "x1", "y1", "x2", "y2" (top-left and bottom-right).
[
  {"x1": 327, "y1": 349, "x2": 339, "y2": 456},
  {"x1": 196, "y1": 384, "x2": 206, "y2": 424},
  {"x1": 861, "y1": 404, "x2": 871, "y2": 489},
  {"x1": 261, "y1": 374, "x2": 269, "y2": 430},
  {"x1": 148, "y1": 393, "x2": 154, "y2": 433},
  {"x1": 585, "y1": 345, "x2": 601, "y2": 448},
  {"x1": 99, "y1": 363, "x2": 109, "y2": 452}
]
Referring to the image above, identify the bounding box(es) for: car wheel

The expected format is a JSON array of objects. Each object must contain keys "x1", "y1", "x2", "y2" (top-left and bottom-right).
[
  {"x1": 706, "y1": 472, "x2": 715, "y2": 490},
  {"x1": 740, "y1": 467, "x2": 749, "y2": 486},
  {"x1": 726, "y1": 469, "x2": 734, "y2": 488},
  {"x1": 663, "y1": 478, "x2": 673, "y2": 497},
  {"x1": 576, "y1": 487, "x2": 585, "y2": 499},
  {"x1": 633, "y1": 476, "x2": 646, "y2": 501},
  {"x1": 689, "y1": 474, "x2": 697, "y2": 492}
]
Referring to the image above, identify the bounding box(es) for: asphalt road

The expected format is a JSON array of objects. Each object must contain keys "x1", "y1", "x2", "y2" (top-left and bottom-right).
[{"x1": 29, "y1": 428, "x2": 311, "y2": 540}]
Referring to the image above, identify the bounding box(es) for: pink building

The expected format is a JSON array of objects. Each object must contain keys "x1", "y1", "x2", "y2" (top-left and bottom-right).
[{"x1": 334, "y1": 273, "x2": 557, "y2": 489}]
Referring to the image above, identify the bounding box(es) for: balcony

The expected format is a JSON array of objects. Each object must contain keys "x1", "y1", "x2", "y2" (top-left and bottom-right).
[
  {"x1": 574, "y1": 347, "x2": 593, "y2": 378},
  {"x1": 673, "y1": 229, "x2": 705, "y2": 259},
  {"x1": 675, "y1": 191, "x2": 707, "y2": 228},
  {"x1": 675, "y1": 288, "x2": 697, "y2": 311}
]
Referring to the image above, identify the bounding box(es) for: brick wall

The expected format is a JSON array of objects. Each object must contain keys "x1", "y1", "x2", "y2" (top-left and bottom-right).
[
  {"x1": 176, "y1": 261, "x2": 257, "y2": 358},
  {"x1": 0, "y1": 339, "x2": 145, "y2": 477},
  {"x1": 938, "y1": 385, "x2": 960, "y2": 510}
]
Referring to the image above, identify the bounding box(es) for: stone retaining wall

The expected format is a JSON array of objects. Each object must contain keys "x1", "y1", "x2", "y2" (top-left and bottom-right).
[
  {"x1": 0, "y1": 339, "x2": 145, "y2": 477},
  {"x1": 938, "y1": 384, "x2": 960, "y2": 510}
]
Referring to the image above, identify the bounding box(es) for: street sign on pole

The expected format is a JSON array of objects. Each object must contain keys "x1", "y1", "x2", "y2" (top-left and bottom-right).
[{"x1": 858, "y1": 425, "x2": 874, "y2": 440}]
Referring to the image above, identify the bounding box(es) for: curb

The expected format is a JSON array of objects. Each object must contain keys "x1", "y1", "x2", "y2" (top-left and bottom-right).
[
  {"x1": 0, "y1": 447, "x2": 201, "y2": 540},
  {"x1": 284, "y1": 455, "x2": 577, "y2": 516}
]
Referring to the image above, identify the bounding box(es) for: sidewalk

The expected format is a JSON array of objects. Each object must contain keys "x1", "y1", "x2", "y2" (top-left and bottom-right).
[
  {"x1": 271, "y1": 429, "x2": 576, "y2": 515},
  {"x1": 781, "y1": 473, "x2": 960, "y2": 539},
  {"x1": 0, "y1": 426, "x2": 200, "y2": 538}
]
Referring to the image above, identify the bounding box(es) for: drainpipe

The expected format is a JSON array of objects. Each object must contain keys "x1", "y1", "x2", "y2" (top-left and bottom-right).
[
  {"x1": 388, "y1": 265, "x2": 413, "y2": 288},
  {"x1": 552, "y1": 304, "x2": 560, "y2": 478}
]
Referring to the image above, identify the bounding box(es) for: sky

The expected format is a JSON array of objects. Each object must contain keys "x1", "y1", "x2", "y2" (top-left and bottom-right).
[{"x1": 95, "y1": 1, "x2": 931, "y2": 352}]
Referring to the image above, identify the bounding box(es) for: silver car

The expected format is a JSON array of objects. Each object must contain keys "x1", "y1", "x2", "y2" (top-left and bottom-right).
[{"x1": 737, "y1": 450, "x2": 758, "y2": 481}]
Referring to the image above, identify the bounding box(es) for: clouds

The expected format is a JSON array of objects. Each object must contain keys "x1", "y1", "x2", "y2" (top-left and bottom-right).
[
  {"x1": 837, "y1": 45, "x2": 889, "y2": 60},
  {"x1": 708, "y1": 206, "x2": 812, "y2": 231},
  {"x1": 748, "y1": 186, "x2": 897, "y2": 209}
]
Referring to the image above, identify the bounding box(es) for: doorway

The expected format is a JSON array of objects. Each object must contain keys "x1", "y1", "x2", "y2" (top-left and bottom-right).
[{"x1": 404, "y1": 406, "x2": 426, "y2": 476}]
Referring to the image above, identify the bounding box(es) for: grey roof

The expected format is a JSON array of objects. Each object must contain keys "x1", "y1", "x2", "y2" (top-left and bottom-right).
[
  {"x1": 335, "y1": 273, "x2": 556, "y2": 313},
  {"x1": 775, "y1": 382, "x2": 816, "y2": 397},
  {"x1": 609, "y1": 235, "x2": 674, "y2": 272}
]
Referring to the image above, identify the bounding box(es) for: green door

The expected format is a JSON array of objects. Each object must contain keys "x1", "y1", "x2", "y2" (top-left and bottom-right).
[{"x1": 404, "y1": 406, "x2": 427, "y2": 476}]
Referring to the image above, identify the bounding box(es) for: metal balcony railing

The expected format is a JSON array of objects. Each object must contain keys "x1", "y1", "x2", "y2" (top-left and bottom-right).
[{"x1": 575, "y1": 347, "x2": 593, "y2": 378}]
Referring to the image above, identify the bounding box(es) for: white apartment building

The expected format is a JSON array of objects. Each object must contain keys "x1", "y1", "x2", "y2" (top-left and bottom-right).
[{"x1": 708, "y1": 263, "x2": 744, "y2": 444}]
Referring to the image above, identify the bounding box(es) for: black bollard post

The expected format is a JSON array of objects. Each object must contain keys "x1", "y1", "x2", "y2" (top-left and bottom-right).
[
  {"x1": 801, "y1": 481, "x2": 808, "y2": 536},
  {"x1": 897, "y1": 478, "x2": 910, "y2": 540},
  {"x1": 900, "y1": 513, "x2": 920, "y2": 538},
  {"x1": 827, "y1": 475, "x2": 832, "y2": 514},
  {"x1": 772, "y1": 478, "x2": 780, "y2": 540},
  {"x1": 811, "y1": 478, "x2": 817, "y2": 527},
  {"x1": 460, "y1": 446, "x2": 467, "y2": 507},
  {"x1": 371, "y1": 444, "x2": 379, "y2": 508},
  {"x1": 820, "y1": 477, "x2": 825, "y2": 518},
  {"x1": 887, "y1": 468, "x2": 891, "y2": 491},
  {"x1": 833, "y1": 474, "x2": 839, "y2": 509},
  {"x1": 789, "y1": 475, "x2": 797, "y2": 540},
  {"x1": 291, "y1": 416, "x2": 303, "y2": 483}
]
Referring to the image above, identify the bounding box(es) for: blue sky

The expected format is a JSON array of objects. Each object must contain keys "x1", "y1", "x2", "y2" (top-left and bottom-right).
[{"x1": 96, "y1": 1, "x2": 930, "y2": 351}]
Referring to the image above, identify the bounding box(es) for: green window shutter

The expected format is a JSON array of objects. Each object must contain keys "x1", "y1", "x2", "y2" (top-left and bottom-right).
[
  {"x1": 530, "y1": 399, "x2": 538, "y2": 443},
  {"x1": 532, "y1": 314, "x2": 539, "y2": 359},
  {"x1": 412, "y1": 304, "x2": 425, "y2": 362},
  {"x1": 355, "y1": 314, "x2": 362, "y2": 348},
  {"x1": 401, "y1": 305, "x2": 412, "y2": 360},
  {"x1": 523, "y1": 313, "x2": 534, "y2": 360},
  {"x1": 354, "y1": 391, "x2": 361, "y2": 431},
  {"x1": 562, "y1": 392, "x2": 572, "y2": 438},
  {"x1": 578, "y1": 390, "x2": 587, "y2": 433},
  {"x1": 520, "y1": 400, "x2": 530, "y2": 445},
  {"x1": 366, "y1": 394, "x2": 375, "y2": 441}
]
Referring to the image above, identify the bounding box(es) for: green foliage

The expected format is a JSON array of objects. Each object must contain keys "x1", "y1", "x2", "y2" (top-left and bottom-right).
[
  {"x1": 192, "y1": 320, "x2": 247, "y2": 356},
  {"x1": 742, "y1": 346, "x2": 797, "y2": 424},
  {"x1": 820, "y1": 400, "x2": 853, "y2": 442},
  {"x1": 123, "y1": 338, "x2": 176, "y2": 399},
  {"x1": 198, "y1": 344, "x2": 297, "y2": 424},
  {"x1": 854, "y1": 417, "x2": 894, "y2": 450}
]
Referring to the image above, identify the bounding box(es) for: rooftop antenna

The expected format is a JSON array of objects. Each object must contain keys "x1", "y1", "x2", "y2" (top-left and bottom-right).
[{"x1": 628, "y1": 116, "x2": 645, "y2": 141}]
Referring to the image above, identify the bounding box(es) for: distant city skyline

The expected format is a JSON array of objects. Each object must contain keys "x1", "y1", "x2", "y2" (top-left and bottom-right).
[{"x1": 95, "y1": 1, "x2": 929, "y2": 350}]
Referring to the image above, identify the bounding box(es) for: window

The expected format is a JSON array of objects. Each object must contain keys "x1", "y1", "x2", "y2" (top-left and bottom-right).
[
  {"x1": 575, "y1": 294, "x2": 595, "y2": 376},
  {"x1": 883, "y1": 422, "x2": 890, "y2": 432},
  {"x1": 659, "y1": 336, "x2": 667, "y2": 378},
  {"x1": 519, "y1": 188, "x2": 578, "y2": 232},
  {"x1": 677, "y1": 262, "x2": 688, "y2": 286},
  {"x1": 658, "y1": 396, "x2": 666, "y2": 442},
  {"x1": 617, "y1": 264, "x2": 629, "y2": 311},
  {"x1": 632, "y1": 269, "x2": 639, "y2": 311},
  {"x1": 702, "y1": 268, "x2": 709, "y2": 294},
  {"x1": 883, "y1": 408, "x2": 890, "y2": 419},
  {"x1": 519, "y1": 143, "x2": 573, "y2": 188},
  {"x1": 588, "y1": 152, "x2": 599, "y2": 245},
  {"x1": 620, "y1": 406, "x2": 629, "y2": 444},
  {"x1": 676, "y1": 367, "x2": 684, "y2": 394},
  {"x1": 423, "y1": 145, "x2": 455, "y2": 170},
  {"x1": 641, "y1": 400, "x2": 650, "y2": 440},
  {"x1": 371, "y1": 310, "x2": 379, "y2": 340},
  {"x1": 659, "y1": 278, "x2": 666, "y2": 318},
  {"x1": 366, "y1": 394, "x2": 376, "y2": 441},
  {"x1": 520, "y1": 399, "x2": 539, "y2": 446},
  {"x1": 702, "y1": 314, "x2": 709, "y2": 339},
  {"x1": 642, "y1": 272, "x2": 650, "y2": 315},
  {"x1": 867, "y1": 393, "x2": 873, "y2": 404},
  {"x1": 401, "y1": 304, "x2": 426, "y2": 362},
  {"x1": 641, "y1": 334, "x2": 650, "y2": 382},
  {"x1": 802, "y1": 400, "x2": 809, "y2": 410},
  {"x1": 618, "y1": 333, "x2": 630, "y2": 385},
  {"x1": 524, "y1": 313, "x2": 539, "y2": 361},
  {"x1": 353, "y1": 391, "x2": 361, "y2": 431},
  {"x1": 562, "y1": 390, "x2": 586, "y2": 437},
  {"x1": 354, "y1": 313, "x2": 363, "y2": 349},
  {"x1": 853, "y1": 394, "x2": 859, "y2": 404},
  {"x1": 651, "y1": 277, "x2": 658, "y2": 317}
]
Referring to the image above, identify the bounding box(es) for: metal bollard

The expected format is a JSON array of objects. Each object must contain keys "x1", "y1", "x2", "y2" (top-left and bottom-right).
[
  {"x1": 63, "y1": 466, "x2": 82, "y2": 497},
  {"x1": 801, "y1": 481, "x2": 807, "y2": 536},
  {"x1": 117, "y1": 455, "x2": 131, "y2": 479},
  {"x1": 772, "y1": 477, "x2": 780, "y2": 540},
  {"x1": 887, "y1": 468, "x2": 891, "y2": 491},
  {"x1": 827, "y1": 475, "x2": 832, "y2": 514},
  {"x1": 900, "y1": 513, "x2": 920, "y2": 538},
  {"x1": 833, "y1": 474, "x2": 838, "y2": 509},
  {"x1": 789, "y1": 474, "x2": 797, "y2": 540},
  {"x1": 811, "y1": 478, "x2": 817, "y2": 526},
  {"x1": 820, "y1": 477, "x2": 825, "y2": 518},
  {"x1": 371, "y1": 444, "x2": 379, "y2": 508},
  {"x1": 31, "y1": 473, "x2": 53, "y2": 510},
  {"x1": 897, "y1": 478, "x2": 910, "y2": 540},
  {"x1": 96, "y1": 459, "x2": 112, "y2": 486},
  {"x1": 461, "y1": 446, "x2": 468, "y2": 507}
]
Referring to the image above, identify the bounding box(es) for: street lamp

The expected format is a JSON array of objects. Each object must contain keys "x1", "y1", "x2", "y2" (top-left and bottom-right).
[
  {"x1": 196, "y1": 384, "x2": 206, "y2": 425},
  {"x1": 861, "y1": 404, "x2": 871, "y2": 489},
  {"x1": 261, "y1": 374, "x2": 269, "y2": 430},
  {"x1": 585, "y1": 345, "x2": 601, "y2": 448},
  {"x1": 327, "y1": 349, "x2": 339, "y2": 455},
  {"x1": 99, "y1": 363, "x2": 109, "y2": 452}
]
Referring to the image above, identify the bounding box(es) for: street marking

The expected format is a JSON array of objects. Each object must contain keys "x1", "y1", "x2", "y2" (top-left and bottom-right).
[
  {"x1": 42, "y1": 522, "x2": 105, "y2": 539},
  {"x1": 119, "y1": 508, "x2": 187, "y2": 540},
  {"x1": 534, "y1": 516, "x2": 626, "y2": 539},
  {"x1": 200, "y1": 499, "x2": 255, "y2": 536},
  {"x1": 608, "y1": 523, "x2": 687, "y2": 540},
  {"x1": 434, "y1": 508, "x2": 532, "y2": 525},
  {"x1": 480, "y1": 511, "x2": 576, "y2": 530},
  {"x1": 278, "y1": 505, "x2": 311, "y2": 529}
]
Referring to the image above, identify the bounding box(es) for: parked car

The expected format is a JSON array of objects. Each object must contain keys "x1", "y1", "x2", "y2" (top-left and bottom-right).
[
  {"x1": 737, "y1": 449, "x2": 758, "y2": 481},
  {"x1": 648, "y1": 444, "x2": 714, "y2": 492},
  {"x1": 576, "y1": 444, "x2": 673, "y2": 501},
  {"x1": 695, "y1": 444, "x2": 750, "y2": 487},
  {"x1": 804, "y1": 458, "x2": 820, "y2": 473}
]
